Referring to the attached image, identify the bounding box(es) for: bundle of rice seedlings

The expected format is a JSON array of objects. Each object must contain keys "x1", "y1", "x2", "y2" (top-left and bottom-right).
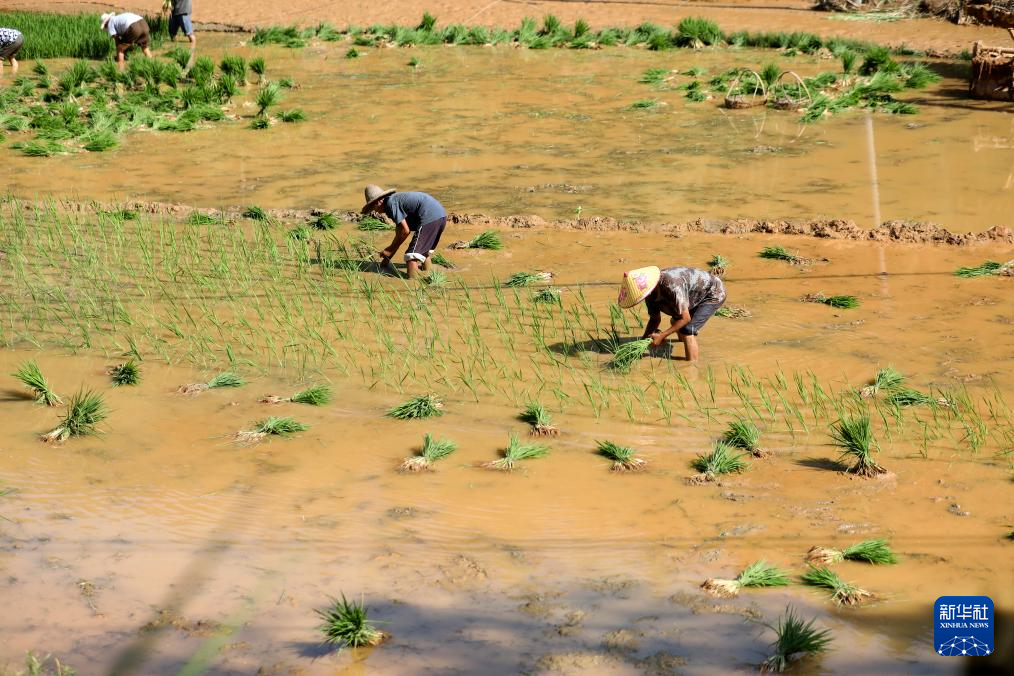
[
  {"x1": 701, "y1": 560, "x2": 790, "y2": 598},
  {"x1": 830, "y1": 413, "x2": 885, "y2": 477},
  {"x1": 806, "y1": 539, "x2": 897, "y2": 565},
  {"x1": 484, "y1": 432, "x2": 550, "y2": 471},
  {"x1": 721, "y1": 419, "x2": 768, "y2": 457},
  {"x1": 249, "y1": 56, "x2": 266, "y2": 81},
  {"x1": 519, "y1": 402, "x2": 557, "y2": 436},
  {"x1": 840, "y1": 50, "x2": 859, "y2": 75},
  {"x1": 629, "y1": 98, "x2": 661, "y2": 110},
  {"x1": 715, "y1": 306, "x2": 751, "y2": 318},
  {"x1": 234, "y1": 416, "x2": 309, "y2": 445},
  {"x1": 279, "y1": 109, "x2": 306, "y2": 123},
  {"x1": 242, "y1": 205, "x2": 270, "y2": 222},
  {"x1": 802, "y1": 293, "x2": 860, "y2": 309},
  {"x1": 186, "y1": 212, "x2": 221, "y2": 225},
  {"x1": 346, "y1": 48, "x2": 360, "y2": 59},
  {"x1": 596, "y1": 440, "x2": 646, "y2": 472},
  {"x1": 607, "y1": 338, "x2": 651, "y2": 373},
  {"x1": 262, "y1": 384, "x2": 332, "y2": 406},
  {"x1": 255, "y1": 82, "x2": 281, "y2": 117},
  {"x1": 466, "y1": 230, "x2": 502, "y2": 250},
  {"x1": 178, "y1": 371, "x2": 245, "y2": 394},
  {"x1": 408, "y1": 57, "x2": 421, "y2": 68},
  {"x1": 81, "y1": 130, "x2": 119, "y2": 152},
  {"x1": 707, "y1": 254, "x2": 729, "y2": 276},
  {"x1": 357, "y1": 216, "x2": 393, "y2": 231},
  {"x1": 532, "y1": 287, "x2": 562, "y2": 305},
  {"x1": 759, "y1": 246, "x2": 801, "y2": 263},
  {"x1": 311, "y1": 212, "x2": 338, "y2": 230},
  {"x1": 41, "y1": 390, "x2": 107, "y2": 442},
  {"x1": 388, "y1": 394, "x2": 443, "y2": 419},
  {"x1": 219, "y1": 55, "x2": 247, "y2": 84},
  {"x1": 639, "y1": 67, "x2": 671, "y2": 86},
  {"x1": 399, "y1": 433, "x2": 457, "y2": 472},
  {"x1": 316, "y1": 594, "x2": 385, "y2": 649},
  {"x1": 108, "y1": 360, "x2": 141, "y2": 386},
  {"x1": 687, "y1": 441, "x2": 749, "y2": 483},
  {"x1": 12, "y1": 361, "x2": 62, "y2": 406},
  {"x1": 287, "y1": 225, "x2": 312, "y2": 241},
  {"x1": 504, "y1": 271, "x2": 552, "y2": 287},
  {"x1": 801, "y1": 566, "x2": 872, "y2": 606},
  {"x1": 675, "y1": 16, "x2": 723, "y2": 48},
  {"x1": 423, "y1": 270, "x2": 448, "y2": 287},
  {"x1": 760, "y1": 606, "x2": 833, "y2": 673},
  {"x1": 954, "y1": 260, "x2": 1002, "y2": 278},
  {"x1": 429, "y1": 251, "x2": 455, "y2": 268},
  {"x1": 859, "y1": 366, "x2": 904, "y2": 398},
  {"x1": 886, "y1": 387, "x2": 938, "y2": 407}
]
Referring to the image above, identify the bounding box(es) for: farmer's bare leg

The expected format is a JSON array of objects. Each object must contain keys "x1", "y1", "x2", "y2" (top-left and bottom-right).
[
  {"x1": 679, "y1": 334, "x2": 700, "y2": 362},
  {"x1": 421, "y1": 252, "x2": 432, "y2": 272},
  {"x1": 116, "y1": 44, "x2": 129, "y2": 70},
  {"x1": 142, "y1": 46, "x2": 153, "y2": 58},
  {"x1": 406, "y1": 260, "x2": 422, "y2": 279}
]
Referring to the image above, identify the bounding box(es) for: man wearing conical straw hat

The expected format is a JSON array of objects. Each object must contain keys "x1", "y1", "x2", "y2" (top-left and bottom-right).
[
  {"x1": 617, "y1": 266, "x2": 726, "y2": 362},
  {"x1": 362, "y1": 184, "x2": 446, "y2": 280}
]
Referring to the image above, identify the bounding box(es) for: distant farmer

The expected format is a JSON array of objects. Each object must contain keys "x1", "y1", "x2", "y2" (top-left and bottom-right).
[
  {"x1": 0, "y1": 27, "x2": 23, "y2": 77},
  {"x1": 101, "y1": 12, "x2": 153, "y2": 70},
  {"x1": 361, "y1": 184, "x2": 447, "y2": 280},
  {"x1": 165, "y1": 0, "x2": 196, "y2": 48},
  {"x1": 617, "y1": 266, "x2": 726, "y2": 362}
]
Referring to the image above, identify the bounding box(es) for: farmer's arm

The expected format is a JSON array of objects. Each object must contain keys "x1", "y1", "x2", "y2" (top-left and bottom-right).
[
  {"x1": 650, "y1": 308, "x2": 691, "y2": 346},
  {"x1": 642, "y1": 311, "x2": 662, "y2": 340},
  {"x1": 379, "y1": 220, "x2": 411, "y2": 259}
]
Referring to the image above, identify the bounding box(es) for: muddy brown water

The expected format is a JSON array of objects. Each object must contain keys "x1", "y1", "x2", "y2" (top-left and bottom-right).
[{"x1": 3, "y1": 35, "x2": 1013, "y2": 232}]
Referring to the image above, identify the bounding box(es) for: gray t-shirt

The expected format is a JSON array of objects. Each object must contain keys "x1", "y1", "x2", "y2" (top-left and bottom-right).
[
  {"x1": 645, "y1": 266, "x2": 726, "y2": 317},
  {"x1": 383, "y1": 192, "x2": 446, "y2": 231},
  {"x1": 172, "y1": 0, "x2": 192, "y2": 16},
  {"x1": 106, "y1": 13, "x2": 143, "y2": 37}
]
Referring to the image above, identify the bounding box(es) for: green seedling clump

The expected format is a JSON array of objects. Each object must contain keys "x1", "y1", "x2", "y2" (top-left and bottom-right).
[
  {"x1": 316, "y1": 594, "x2": 385, "y2": 649},
  {"x1": 639, "y1": 67, "x2": 671, "y2": 86},
  {"x1": 388, "y1": 394, "x2": 444, "y2": 419},
  {"x1": 186, "y1": 212, "x2": 221, "y2": 225},
  {"x1": 715, "y1": 306, "x2": 751, "y2": 318},
  {"x1": 759, "y1": 245, "x2": 801, "y2": 263},
  {"x1": 701, "y1": 560, "x2": 790, "y2": 597},
  {"x1": 41, "y1": 390, "x2": 107, "y2": 442},
  {"x1": 484, "y1": 432, "x2": 550, "y2": 471},
  {"x1": 721, "y1": 419, "x2": 768, "y2": 457},
  {"x1": 504, "y1": 271, "x2": 551, "y2": 287},
  {"x1": 519, "y1": 402, "x2": 558, "y2": 436},
  {"x1": 596, "y1": 439, "x2": 646, "y2": 472},
  {"x1": 608, "y1": 338, "x2": 652, "y2": 373},
  {"x1": 279, "y1": 109, "x2": 307, "y2": 123},
  {"x1": 108, "y1": 360, "x2": 141, "y2": 386},
  {"x1": 801, "y1": 566, "x2": 872, "y2": 606},
  {"x1": 464, "y1": 230, "x2": 502, "y2": 250},
  {"x1": 886, "y1": 387, "x2": 942, "y2": 408},
  {"x1": 262, "y1": 384, "x2": 332, "y2": 406},
  {"x1": 532, "y1": 288, "x2": 562, "y2": 305},
  {"x1": 12, "y1": 360, "x2": 62, "y2": 406},
  {"x1": 287, "y1": 226, "x2": 312, "y2": 241},
  {"x1": 357, "y1": 216, "x2": 394, "y2": 231},
  {"x1": 954, "y1": 260, "x2": 1002, "y2": 278},
  {"x1": 707, "y1": 254, "x2": 729, "y2": 276},
  {"x1": 804, "y1": 293, "x2": 860, "y2": 309},
  {"x1": 429, "y1": 251, "x2": 455, "y2": 268},
  {"x1": 761, "y1": 606, "x2": 833, "y2": 673},
  {"x1": 311, "y1": 212, "x2": 339, "y2": 230},
  {"x1": 830, "y1": 413, "x2": 885, "y2": 477},
  {"x1": 860, "y1": 366, "x2": 904, "y2": 398},
  {"x1": 688, "y1": 441, "x2": 748, "y2": 483},
  {"x1": 424, "y1": 270, "x2": 448, "y2": 287},
  {"x1": 807, "y1": 538, "x2": 897, "y2": 566},
  {"x1": 179, "y1": 371, "x2": 245, "y2": 394},
  {"x1": 235, "y1": 416, "x2": 309, "y2": 445},
  {"x1": 399, "y1": 433, "x2": 457, "y2": 472},
  {"x1": 242, "y1": 205, "x2": 270, "y2": 222},
  {"x1": 629, "y1": 98, "x2": 662, "y2": 110},
  {"x1": 676, "y1": 16, "x2": 723, "y2": 48}
]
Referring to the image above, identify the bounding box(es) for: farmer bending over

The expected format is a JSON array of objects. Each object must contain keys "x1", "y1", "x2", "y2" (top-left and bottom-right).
[
  {"x1": 0, "y1": 27, "x2": 24, "y2": 77},
  {"x1": 618, "y1": 266, "x2": 726, "y2": 362},
  {"x1": 101, "y1": 12, "x2": 153, "y2": 70},
  {"x1": 362, "y1": 184, "x2": 447, "y2": 280}
]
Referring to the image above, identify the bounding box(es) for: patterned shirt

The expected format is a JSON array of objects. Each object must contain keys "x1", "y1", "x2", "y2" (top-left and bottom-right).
[
  {"x1": 645, "y1": 266, "x2": 726, "y2": 318},
  {"x1": 0, "y1": 28, "x2": 23, "y2": 50}
]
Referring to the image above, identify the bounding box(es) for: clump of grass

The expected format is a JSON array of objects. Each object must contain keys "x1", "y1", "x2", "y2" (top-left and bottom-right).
[
  {"x1": 399, "y1": 433, "x2": 457, "y2": 472},
  {"x1": 357, "y1": 216, "x2": 394, "y2": 231},
  {"x1": 596, "y1": 440, "x2": 646, "y2": 472},
  {"x1": 707, "y1": 254, "x2": 729, "y2": 276},
  {"x1": 262, "y1": 384, "x2": 332, "y2": 406},
  {"x1": 504, "y1": 271, "x2": 552, "y2": 287},
  {"x1": 41, "y1": 390, "x2": 107, "y2": 442},
  {"x1": 803, "y1": 292, "x2": 860, "y2": 309},
  {"x1": 12, "y1": 360, "x2": 62, "y2": 406},
  {"x1": 688, "y1": 441, "x2": 748, "y2": 483},
  {"x1": 311, "y1": 212, "x2": 338, "y2": 230},
  {"x1": 465, "y1": 230, "x2": 502, "y2": 250},
  {"x1": 806, "y1": 539, "x2": 897, "y2": 566},
  {"x1": 760, "y1": 606, "x2": 833, "y2": 673},
  {"x1": 532, "y1": 288, "x2": 562, "y2": 305},
  {"x1": 316, "y1": 594, "x2": 385, "y2": 648},
  {"x1": 801, "y1": 566, "x2": 872, "y2": 606},
  {"x1": 108, "y1": 360, "x2": 140, "y2": 386},
  {"x1": 429, "y1": 251, "x2": 455, "y2": 268},
  {"x1": 234, "y1": 416, "x2": 309, "y2": 445},
  {"x1": 519, "y1": 402, "x2": 558, "y2": 436},
  {"x1": 607, "y1": 338, "x2": 652, "y2": 373},
  {"x1": 243, "y1": 205, "x2": 270, "y2": 221},
  {"x1": 954, "y1": 260, "x2": 1002, "y2": 278},
  {"x1": 860, "y1": 366, "x2": 904, "y2": 398},
  {"x1": 701, "y1": 560, "x2": 790, "y2": 598},
  {"x1": 388, "y1": 394, "x2": 443, "y2": 419},
  {"x1": 178, "y1": 371, "x2": 245, "y2": 394},
  {"x1": 722, "y1": 419, "x2": 768, "y2": 457},
  {"x1": 484, "y1": 432, "x2": 550, "y2": 471},
  {"x1": 759, "y1": 246, "x2": 801, "y2": 263},
  {"x1": 830, "y1": 413, "x2": 885, "y2": 477}
]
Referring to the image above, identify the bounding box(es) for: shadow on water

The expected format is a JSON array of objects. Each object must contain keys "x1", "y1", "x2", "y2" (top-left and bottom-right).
[
  {"x1": 547, "y1": 334, "x2": 676, "y2": 360},
  {"x1": 795, "y1": 457, "x2": 849, "y2": 472}
]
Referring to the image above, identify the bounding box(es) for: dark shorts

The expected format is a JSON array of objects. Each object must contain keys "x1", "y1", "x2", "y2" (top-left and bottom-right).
[
  {"x1": 116, "y1": 20, "x2": 151, "y2": 49},
  {"x1": 678, "y1": 301, "x2": 724, "y2": 336},
  {"x1": 169, "y1": 14, "x2": 194, "y2": 38},
  {"x1": 0, "y1": 35, "x2": 24, "y2": 60},
  {"x1": 405, "y1": 217, "x2": 446, "y2": 263}
]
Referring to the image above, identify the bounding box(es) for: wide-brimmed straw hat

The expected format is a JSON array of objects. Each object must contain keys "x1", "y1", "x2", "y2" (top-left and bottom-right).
[
  {"x1": 362, "y1": 184, "x2": 396, "y2": 213},
  {"x1": 617, "y1": 266, "x2": 661, "y2": 309},
  {"x1": 100, "y1": 12, "x2": 114, "y2": 29}
]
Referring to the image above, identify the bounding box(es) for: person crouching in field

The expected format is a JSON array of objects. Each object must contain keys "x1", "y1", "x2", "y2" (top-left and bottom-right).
[
  {"x1": 0, "y1": 27, "x2": 24, "y2": 77},
  {"x1": 101, "y1": 12, "x2": 153, "y2": 70},
  {"x1": 618, "y1": 265, "x2": 726, "y2": 362},
  {"x1": 361, "y1": 184, "x2": 447, "y2": 280}
]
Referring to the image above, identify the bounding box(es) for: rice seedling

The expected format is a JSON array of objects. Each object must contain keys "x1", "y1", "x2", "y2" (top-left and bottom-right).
[
  {"x1": 311, "y1": 212, "x2": 338, "y2": 230},
  {"x1": 399, "y1": 433, "x2": 457, "y2": 472},
  {"x1": 596, "y1": 440, "x2": 646, "y2": 472},
  {"x1": 81, "y1": 130, "x2": 119, "y2": 152},
  {"x1": 707, "y1": 254, "x2": 729, "y2": 276},
  {"x1": 249, "y1": 57, "x2": 266, "y2": 81},
  {"x1": 108, "y1": 360, "x2": 141, "y2": 386},
  {"x1": 504, "y1": 271, "x2": 552, "y2": 287},
  {"x1": 408, "y1": 57, "x2": 421, "y2": 68},
  {"x1": 629, "y1": 98, "x2": 661, "y2": 110},
  {"x1": 607, "y1": 338, "x2": 651, "y2": 373},
  {"x1": 219, "y1": 55, "x2": 247, "y2": 84},
  {"x1": 429, "y1": 251, "x2": 455, "y2": 268},
  {"x1": 639, "y1": 68, "x2": 671, "y2": 86},
  {"x1": 12, "y1": 360, "x2": 62, "y2": 406},
  {"x1": 357, "y1": 216, "x2": 393, "y2": 231},
  {"x1": 830, "y1": 413, "x2": 885, "y2": 477},
  {"x1": 886, "y1": 387, "x2": 941, "y2": 408},
  {"x1": 715, "y1": 306, "x2": 751, "y2": 319},
  {"x1": 287, "y1": 226, "x2": 312, "y2": 241},
  {"x1": 484, "y1": 432, "x2": 549, "y2": 471},
  {"x1": 255, "y1": 82, "x2": 282, "y2": 117},
  {"x1": 954, "y1": 260, "x2": 1002, "y2": 278},
  {"x1": 388, "y1": 394, "x2": 443, "y2": 419},
  {"x1": 806, "y1": 539, "x2": 897, "y2": 565},
  {"x1": 688, "y1": 441, "x2": 749, "y2": 482},
  {"x1": 279, "y1": 109, "x2": 307, "y2": 123},
  {"x1": 242, "y1": 205, "x2": 270, "y2": 222},
  {"x1": 346, "y1": 48, "x2": 360, "y2": 59},
  {"x1": 801, "y1": 566, "x2": 872, "y2": 606},
  {"x1": 462, "y1": 230, "x2": 502, "y2": 250},
  {"x1": 316, "y1": 594, "x2": 385, "y2": 649},
  {"x1": 859, "y1": 46, "x2": 898, "y2": 76},
  {"x1": 900, "y1": 62, "x2": 941, "y2": 89},
  {"x1": 759, "y1": 246, "x2": 800, "y2": 263},
  {"x1": 178, "y1": 371, "x2": 245, "y2": 394},
  {"x1": 423, "y1": 270, "x2": 448, "y2": 287},
  {"x1": 803, "y1": 293, "x2": 860, "y2": 309},
  {"x1": 261, "y1": 384, "x2": 333, "y2": 406},
  {"x1": 41, "y1": 390, "x2": 108, "y2": 442},
  {"x1": 859, "y1": 366, "x2": 904, "y2": 398},
  {"x1": 760, "y1": 606, "x2": 833, "y2": 673},
  {"x1": 251, "y1": 25, "x2": 307, "y2": 48},
  {"x1": 519, "y1": 402, "x2": 558, "y2": 436},
  {"x1": 532, "y1": 288, "x2": 562, "y2": 305},
  {"x1": 12, "y1": 140, "x2": 67, "y2": 157},
  {"x1": 186, "y1": 212, "x2": 221, "y2": 225},
  {"x1": 216, "y1": 74, "x2": 239, "y2": 101},
  {"x1": 278, "y1": 77, "x2": 296, "y2": 88},
  {"x1": 234, "y1": 416, "x2": 309, "y2": 445},
  {"x1": 701, "y1": 560, "x2": 790, "y2": 597},
  {"x1": 675, "y1": 17, "x2": 723, "y2": 48},
  {"x1": 721, "y1": 419, "x2": 768, "y2": 457}
]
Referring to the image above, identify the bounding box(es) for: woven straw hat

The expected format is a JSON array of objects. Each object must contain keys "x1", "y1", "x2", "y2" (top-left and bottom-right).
[
  {"x1": 362, "y1": 184, "x2": 396, "y2": 213},
  {"x1": 617, "y1": 266, "x2": 661, "y2": 309},
  {"x1": 101, "y1": 12, "x2": 114, "y2": 29}
]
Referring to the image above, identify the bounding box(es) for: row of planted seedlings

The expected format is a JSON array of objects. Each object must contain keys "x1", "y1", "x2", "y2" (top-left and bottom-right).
[
  {"x1": 0, "y1": 47, "x2": 304, "y2": 157},
  {"x1": 0, "y1": 200, "x2": 1009, "y2": 458}
]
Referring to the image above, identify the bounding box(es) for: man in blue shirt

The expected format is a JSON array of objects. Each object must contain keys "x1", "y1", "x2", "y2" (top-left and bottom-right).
[{"x1": 362, "y1": 184, "x2": 447, "y2": 280}]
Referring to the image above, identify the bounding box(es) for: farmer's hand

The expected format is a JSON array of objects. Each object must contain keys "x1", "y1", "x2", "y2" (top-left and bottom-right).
[
  {"x1": 650, "y1": 332, "x2": 665, "y2": 348},
  {"x1": 378, "y1": 248, "x2": 394, "y2": 261}
]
